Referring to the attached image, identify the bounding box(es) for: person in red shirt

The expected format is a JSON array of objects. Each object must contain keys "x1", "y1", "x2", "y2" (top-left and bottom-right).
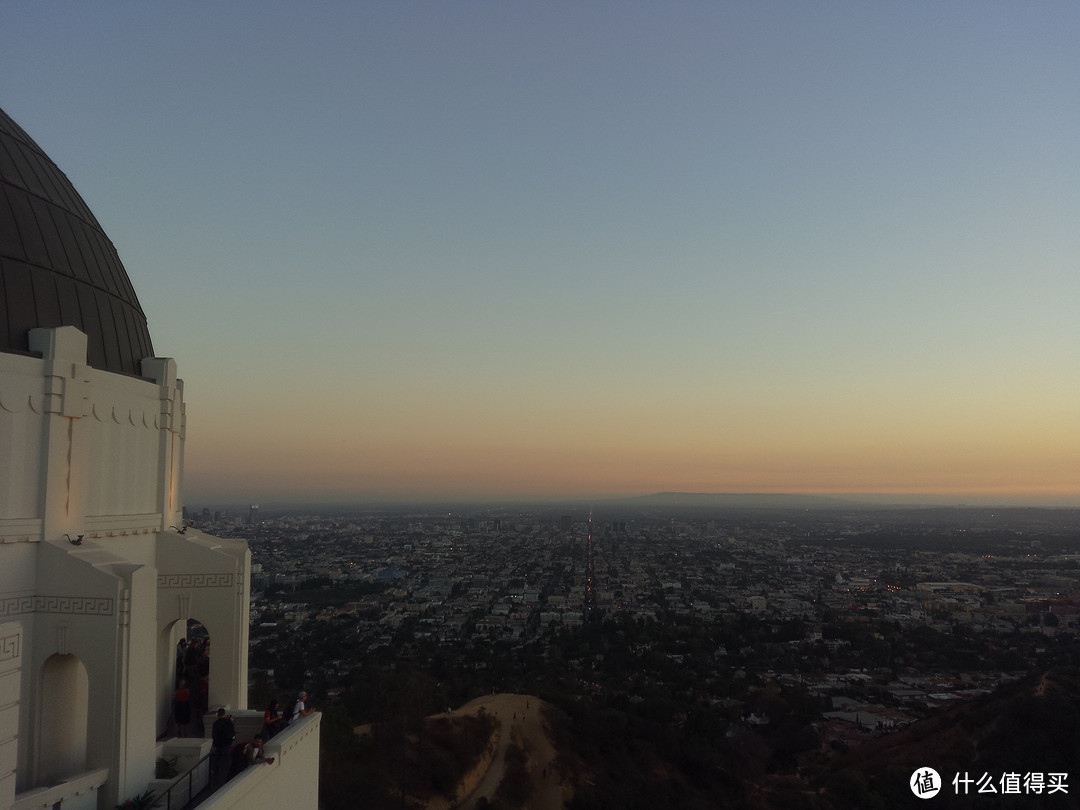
[
  {"x1": 173, "y1": 680, "x2": 191, "y2": 737},
  {"x1": 262, "y1": 699, "x2": 285, "y2": 739}
]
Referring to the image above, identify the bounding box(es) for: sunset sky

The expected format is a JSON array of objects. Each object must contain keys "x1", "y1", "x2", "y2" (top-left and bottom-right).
[{"x1": 4, "y1": 3, "x2": 1080, "y2": 505}]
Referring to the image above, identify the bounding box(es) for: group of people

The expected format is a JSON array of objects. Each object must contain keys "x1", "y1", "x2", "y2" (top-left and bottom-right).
[
  {"x1": 261, "y1": 690, "x2": 315, "y2": 738},
  {"x1": 173, "y1": 636, "x2": 210, "y2": 736},
  {"x1": 205, "y1": 690, "x2": 315, "y2": 789},
  {"x1": 210, "y1": 708, "x2": 276, "y2": 788}
]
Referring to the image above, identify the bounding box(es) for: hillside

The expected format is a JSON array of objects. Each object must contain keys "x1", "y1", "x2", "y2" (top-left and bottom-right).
[
  {"x1": 435, "y1": 694, "x2": 568, "y2": 810},
  {"x1": 322, "y1": 669, "x2": 1080, "y2": 809},
  {"x1": 327, "y1": 694, "x2": 568, "y2": 810},
  {"x1": 808, "y1": 667, "x2": 1080, "y2": 809},
  {"x1": 625, "y1": 492, "x2": 854, "y2": 510},
  {"x1": 533, "y1": 668, "x2": 1080, "y2": 810}
]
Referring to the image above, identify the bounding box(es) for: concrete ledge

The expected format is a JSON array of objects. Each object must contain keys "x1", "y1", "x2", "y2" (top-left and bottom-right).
[
  {"x1": 150, "y1": 737, "x2": 211, "y2": 809},
  {"x1": 13, "y1": 767, "x2": 108, "y2": 810},
  {"x1": 202, "y1": 709, "x2": 265, "y2": 745},
  {"x1": 198, "y1": 713, "x2": 320, "y2": 810},
  {"x1": 161, "y1": 735, "x2": 212, "y2": 764}
]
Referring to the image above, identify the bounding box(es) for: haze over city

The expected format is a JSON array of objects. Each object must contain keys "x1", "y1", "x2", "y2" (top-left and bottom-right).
[{"x1": 4, "y1": 2, "x2": 1079, "y2": 505}]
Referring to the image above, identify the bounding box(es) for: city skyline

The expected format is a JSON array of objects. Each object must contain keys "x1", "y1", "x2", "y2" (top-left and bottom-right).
[{"x1": 4, "y1": 3, "x2": 1080, "y2": 505}]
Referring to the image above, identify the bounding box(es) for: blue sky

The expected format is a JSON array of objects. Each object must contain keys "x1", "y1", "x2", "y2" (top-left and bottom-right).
[{"x1": 4, "y1": 2, "x2": 1080, "y2": 504}]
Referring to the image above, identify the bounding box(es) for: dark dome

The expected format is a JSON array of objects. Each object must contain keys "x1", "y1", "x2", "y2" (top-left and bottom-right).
[{"x1": 0, "y1": 106, "x2": 153, "y2": 376}]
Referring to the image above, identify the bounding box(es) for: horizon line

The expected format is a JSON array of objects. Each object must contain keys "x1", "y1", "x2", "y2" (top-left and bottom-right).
[{"x1": 182, "y1": 490, "x2": 1080, "y2": 511}]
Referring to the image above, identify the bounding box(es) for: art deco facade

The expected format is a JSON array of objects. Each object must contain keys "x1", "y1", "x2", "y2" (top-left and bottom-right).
[{"x1": 0, "y1": 108, "x2": 318, "y2": 810}]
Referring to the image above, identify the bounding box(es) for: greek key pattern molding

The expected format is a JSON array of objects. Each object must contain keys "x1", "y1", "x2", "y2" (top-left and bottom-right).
[
  {"x1": 0, "y1": 631, "x2": 19, "y2": 662},
  {"x1": 0, "y1": 595, "x2": 115, "y2": 618},
  {"x1": 157, "y1": 573, "x2": 234, "y2": 589}
]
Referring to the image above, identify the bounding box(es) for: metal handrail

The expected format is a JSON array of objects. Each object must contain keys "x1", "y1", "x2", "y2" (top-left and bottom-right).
[{"x1": 153, "y1": 751, "x2": 211, "y2": 810}]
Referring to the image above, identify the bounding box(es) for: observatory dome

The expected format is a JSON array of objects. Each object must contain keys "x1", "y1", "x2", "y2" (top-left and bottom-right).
[{"x1": 0, "y1": 106, "x2": 153, "y2": 376}]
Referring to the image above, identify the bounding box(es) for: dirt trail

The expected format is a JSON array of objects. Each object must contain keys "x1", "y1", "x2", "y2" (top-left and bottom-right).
[
  {"x1": 455, "y1": 695, "x2": 565, "y2": 810},
  {"x1": 354, "y1": 693, "x2": 567, "y2": 810},
  {"x1": 425, "y1": 693, "x2": 568, "y2": 810}
]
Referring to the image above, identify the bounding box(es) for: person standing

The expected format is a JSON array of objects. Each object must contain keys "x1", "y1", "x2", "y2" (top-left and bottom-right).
[
  {"x1": 289, "y1": 690, "x2": 314, "y2": 725},
  {"x1": 211, "y1": 708, "x2": 235, "y2": 788},
  {"x1": 262, "y1": 699, "x2": 285, "y2": 739},
  {"x1": 184, "y1": 638, "x2": 202, "y2": 686},
  {"x1": 173, "y1": 680, "x2": 191, "y2": 737},
  {"x1": 175, "y1": 638, "x2": 187, "y2": 687}
]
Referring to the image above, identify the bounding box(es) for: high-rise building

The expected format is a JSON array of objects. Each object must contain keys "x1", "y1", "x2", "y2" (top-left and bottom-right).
[
  {"x1": 0, "y1": 107, "x2": 318, "y2": 810},
  {"x1": 249, "y1": 504, "x2": 259, "y2": 526}
]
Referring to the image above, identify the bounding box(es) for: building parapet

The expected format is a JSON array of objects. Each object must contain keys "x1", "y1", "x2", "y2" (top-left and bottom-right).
[
  {"x1": 13, "y1": 767, "x2": 108, "y2": 810},
  {"x1": 197, "y1": 712, "x2": 320, "y2": 810}
]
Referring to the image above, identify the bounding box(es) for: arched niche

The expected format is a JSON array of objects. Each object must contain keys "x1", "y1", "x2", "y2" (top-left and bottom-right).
[
  {"x1": 37, "y1": 653, "x2": 89, "y2": 785},
  {"x1": 159, "y1": 618, "x2": 186, "y2": 735},
  {"x1": 183, "y1": 619, "x2": 210, "y2": 711},
  {"x1": 158, "y1": 617, "x2": 212, "y2": 737}
]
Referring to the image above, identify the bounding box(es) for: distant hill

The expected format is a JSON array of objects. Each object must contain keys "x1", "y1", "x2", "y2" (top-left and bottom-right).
[{"x1": 624, "y1": 492, "x2": 858, "y2": 509}]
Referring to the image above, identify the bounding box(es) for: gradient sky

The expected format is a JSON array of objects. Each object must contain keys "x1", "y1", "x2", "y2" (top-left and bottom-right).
[{"x1": 4, "y1": 2, "x2": 1080, "y2": 504}]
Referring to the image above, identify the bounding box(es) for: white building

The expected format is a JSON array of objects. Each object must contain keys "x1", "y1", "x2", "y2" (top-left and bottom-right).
[{"x1": 0, "y1": 108, "x2": 318, "y2": 810}]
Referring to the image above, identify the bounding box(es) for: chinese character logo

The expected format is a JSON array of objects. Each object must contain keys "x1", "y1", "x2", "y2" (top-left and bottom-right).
[{"x1": 911, "y1": 767, "x2": 941, "y2": 799}]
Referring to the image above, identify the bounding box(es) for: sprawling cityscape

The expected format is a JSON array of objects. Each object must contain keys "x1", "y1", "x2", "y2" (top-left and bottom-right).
[
  {"x1": 6, "y1": 4, "x2": 1080, "y2": 809},
  {"x1": 190, "y1": 500, "x2": 1080, "y2": 809}
]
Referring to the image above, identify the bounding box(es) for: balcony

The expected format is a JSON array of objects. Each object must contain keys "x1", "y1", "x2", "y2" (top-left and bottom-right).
[{"x1": 188, "y1": 712, "x2": 320, "y2": 810}]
